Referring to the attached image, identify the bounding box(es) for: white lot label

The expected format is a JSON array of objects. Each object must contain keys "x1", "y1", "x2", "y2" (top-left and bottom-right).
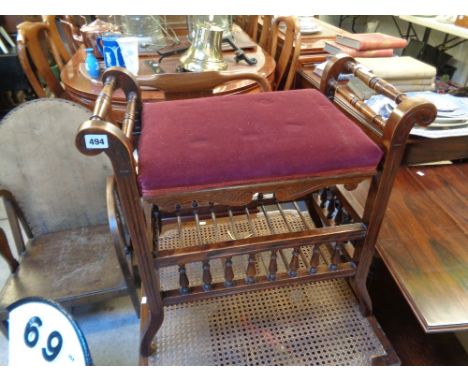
[{"x1": 85, "y1": 134, "x2": 109, "y2": 149}]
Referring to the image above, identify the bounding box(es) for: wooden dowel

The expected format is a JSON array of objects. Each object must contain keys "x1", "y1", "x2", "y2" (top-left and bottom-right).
[
  {"x1": 336, "y1": 86, "x2": 386, "y2": 131},
  {"x1": 91, "y1": 75, "x2": 116, "y2": 120},
  {"x1": 260, "y1": 203, "x2": 289, "y2": 276},
  {"x1": 122, "y1": 92, "x2": 137, "y2": 139},
  {"x1": 276, "y1": 203, "x2": 310, "y2": 274}
]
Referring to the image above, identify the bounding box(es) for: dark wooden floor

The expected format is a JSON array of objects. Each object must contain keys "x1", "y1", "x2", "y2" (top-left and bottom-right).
[{"x1": 368, "y1": 257, "x2": 468, "y2": 366}]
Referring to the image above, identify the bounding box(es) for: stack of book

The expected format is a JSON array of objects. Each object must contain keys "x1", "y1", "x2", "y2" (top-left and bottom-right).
[
  {"x1": 324, "y1": 32, "x2": 408, "y2": 58},
  {"x1": 347, "y1": 56, "x2": 437, "y2": 99}
]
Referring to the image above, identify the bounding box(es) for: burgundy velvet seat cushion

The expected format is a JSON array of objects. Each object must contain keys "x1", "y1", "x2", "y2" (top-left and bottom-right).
[{"x1": 138, "y1": 89, "x2": 383, "y2": 197}]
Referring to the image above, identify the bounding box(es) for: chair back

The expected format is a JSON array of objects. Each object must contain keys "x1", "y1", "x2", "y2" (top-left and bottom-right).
[
  {"x1": 0, "y1": 99, "x2": 113, "y2": 236},
  {"x1": 16, "y1": 21, "x2": 65, "y2": 97},
  {"x1": 138, "y1": 70, "x2": 272, "y2": 100},
  {"x1": 42, "y1": 15, "x2": 73, "y2": 63},
  {"x1": 258, "y1": 16, "x2": 273, "y2": 51},
  {"x1": 233, "y1": 15, "x2": 259, "y2": 40},
  {"x1": 270, "y1": 16, "x2": 301, "y2": 90}
]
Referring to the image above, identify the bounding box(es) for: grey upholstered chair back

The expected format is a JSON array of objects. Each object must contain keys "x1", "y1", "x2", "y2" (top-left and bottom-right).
[{"x1": 0, "y1": 99, "x2": 113, "y2": 236}]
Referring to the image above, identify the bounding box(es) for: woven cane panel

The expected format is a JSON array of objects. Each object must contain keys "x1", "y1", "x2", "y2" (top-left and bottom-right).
[
  {"x1": 149, "y1": 209, "x2": 387, "y2": 365},
  {"x1": 148, "y1": 278, "x2": 387, "y2": 365}
]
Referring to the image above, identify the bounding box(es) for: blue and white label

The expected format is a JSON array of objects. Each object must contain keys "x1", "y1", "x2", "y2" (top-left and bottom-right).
[{"x1": 85, "y1": 134, "x2": 109, "y2": 149}]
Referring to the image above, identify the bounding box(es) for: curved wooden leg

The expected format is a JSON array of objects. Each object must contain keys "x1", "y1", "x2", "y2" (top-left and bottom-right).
[
  {"x1": 353, "y1": 277, "x2": 373, "y2": 316},
  {"x1": 352, "y1": 240, "x2": 376, "y2": 317},
  {"x1": 139, "y1": 293, "x2": 164, "y2": 359}
]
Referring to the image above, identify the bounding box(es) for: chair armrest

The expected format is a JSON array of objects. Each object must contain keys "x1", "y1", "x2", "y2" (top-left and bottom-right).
[
  {"x1": 0, "y1": 189, "x2": 33, "y2": 255},
  {"x1": 0, "y1": 227, "x2": 18, "y2": 273}
]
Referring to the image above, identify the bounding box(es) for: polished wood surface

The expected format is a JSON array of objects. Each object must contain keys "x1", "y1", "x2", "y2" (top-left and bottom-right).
[
  {"x1": 76, "y1": 57, "x2": 436, "y2": 358},
  {"x1": 61, "y1": 43, "x2": 275, "y2": 120},
  {"x1": 340, "y1": 163, "x2": 468, "y2": 332},
  {"x1": 295, "y1": 66, "x2": 468, "y2": 164}
]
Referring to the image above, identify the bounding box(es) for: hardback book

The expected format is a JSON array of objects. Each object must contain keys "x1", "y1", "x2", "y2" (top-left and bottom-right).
[
  {"x1": 356, "y1": 56, "x2": 437, "y2": 81},
  {"x1": 336, "y1": 33, "x2": 408, "y2": 50},
  {"x1": 324, "y1": 41, "x2": 394, "y2": 58}
]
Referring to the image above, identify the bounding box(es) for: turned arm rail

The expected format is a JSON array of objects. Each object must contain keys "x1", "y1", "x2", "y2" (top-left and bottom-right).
[{"x1": 320, "y1": 54, "x2": 436, "y2": 148}]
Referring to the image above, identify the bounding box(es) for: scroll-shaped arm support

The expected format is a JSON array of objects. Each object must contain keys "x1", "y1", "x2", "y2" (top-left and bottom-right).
[
  {"x1": 319, "y1": 54, "x2": 437, "y2": 316},
  {"x1": 75, "y1": 68, "x2": 163, "y2": 357}
]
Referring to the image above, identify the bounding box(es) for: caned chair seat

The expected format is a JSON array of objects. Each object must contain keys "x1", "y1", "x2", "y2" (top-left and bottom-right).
[{"x1": 138, "y1": 89, "x2": 383, "y2": 198}]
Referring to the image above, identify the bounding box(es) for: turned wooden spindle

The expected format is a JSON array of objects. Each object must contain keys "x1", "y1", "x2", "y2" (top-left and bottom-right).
[
  {"x1": 224, "y1": 258, "x2": 234, "y2": 287},
  {"x1": 310, "y1": 244, "x2": 321, "y2": 274},
  {"x1": 91, "y1": 75, "x2": 116, "y2": 120},
  {"x1": 178, "y1": 265, "x2": 190, "y2": 294},
  {"x1": 268, "y1": 250, "x2": 278, "y2": 281},
  {"x1": 122, "y1": 92, "x2": 138, "y2": 139},
  {"x1": 336, "y1": 86, "x2": 386, "y2": 131},
  {"x1": 202, "y1": 261, "x2": 212, "y2": 291},
  {"x1": 346, "y1": 60, "x2": 407, "y2": 104},
  {"x1": 329, "y1": 243, "x2": 343, "y2": 271},
  {"x1": 288, "y1": 247, "x2": 300, "y2": 277},
  {"x1": 244, "y1": 208, "x2": 258, "y2": 284},
  {"x1": 246, "y1": 254, "x2": 257, "y2": 284}
]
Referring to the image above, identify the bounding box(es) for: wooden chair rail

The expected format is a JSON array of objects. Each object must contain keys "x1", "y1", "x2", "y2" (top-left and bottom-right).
[
  {"x1": 0, "y1": 228, "x2": 18, "y2": 273},
  {"x1": 0, "y1": 189, "x2": 34, "y2": 256},
  {"x1": 155, "y1": 222, "x2": 366, "y2": 268}
]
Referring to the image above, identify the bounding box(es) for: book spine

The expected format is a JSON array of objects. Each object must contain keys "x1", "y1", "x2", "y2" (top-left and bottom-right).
[
  {"x1": 358, "y1": 38, "x2": 408, "y2": 51},
  {"x1": 353, "y1": 48, "x2": 394, "y2": 58}
]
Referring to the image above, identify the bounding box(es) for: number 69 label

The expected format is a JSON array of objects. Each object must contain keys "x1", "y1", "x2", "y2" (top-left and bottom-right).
[
  {"x1": 8, "y1": 297, "x2": 92, "y2": 366},
  {"x1": 85, "y1": 134, "x2": 109, "y2": 149}
]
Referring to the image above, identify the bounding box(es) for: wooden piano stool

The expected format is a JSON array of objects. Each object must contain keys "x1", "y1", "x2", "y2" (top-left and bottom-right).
[{"x1": 75, "y1": 56, "x2": 436, "y2": 364}]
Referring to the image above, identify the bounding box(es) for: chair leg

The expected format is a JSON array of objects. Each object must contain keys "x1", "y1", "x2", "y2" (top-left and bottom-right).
[{"x1": 140, "y1": 297, "x2": 164, "y2": 358}]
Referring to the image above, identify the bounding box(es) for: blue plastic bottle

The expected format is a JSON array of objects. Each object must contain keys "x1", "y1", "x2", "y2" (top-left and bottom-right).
[{"x1": 85, "y1": 48, "x2": 100, "y2": 79}]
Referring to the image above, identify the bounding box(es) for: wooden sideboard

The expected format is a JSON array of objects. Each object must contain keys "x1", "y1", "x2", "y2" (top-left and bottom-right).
[{"x1": 340, "y1": 163, "x2": 468, "y2": 333}]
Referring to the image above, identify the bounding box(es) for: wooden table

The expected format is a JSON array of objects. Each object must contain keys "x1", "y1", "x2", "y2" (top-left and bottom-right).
[
  {"x1": 295, "y1": 67, "x2": 468, "y2": 165},
  {"x1": 340, "y1": 163, "x2": 468, "y2": 333},
  {"x1": 296, "y1": 18, "x2": 347, "y2": 65},
  {"x1": 61, "y1": 39, "x2": 275, "y2": 121}
]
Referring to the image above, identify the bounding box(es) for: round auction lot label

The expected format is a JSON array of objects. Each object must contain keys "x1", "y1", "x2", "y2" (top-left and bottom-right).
[{"x1": 8, "y1": 297, "x2": 92, "y2": 366}]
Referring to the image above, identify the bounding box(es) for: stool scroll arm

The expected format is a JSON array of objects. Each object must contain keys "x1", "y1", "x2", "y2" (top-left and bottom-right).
[
  {"x1": 76, "y1": 67, "x2": 163, "y2": 357},
  {"x1": 320, "y1": 54, "x2": 437, "y2": 315}
]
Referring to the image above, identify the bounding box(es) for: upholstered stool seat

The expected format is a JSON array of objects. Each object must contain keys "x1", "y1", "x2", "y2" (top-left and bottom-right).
[{"x1": 138, "y1": 89, "x2": 383, "y2": 198}]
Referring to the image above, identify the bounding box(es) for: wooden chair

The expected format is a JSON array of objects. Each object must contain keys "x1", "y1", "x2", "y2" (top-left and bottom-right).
[
  {"x1": 257, "y1": 15, "x2": 273, "y2": 51},
  {"x1": 41, "y1": 15, "x2": 72, "y2": 64},
  {"x1": 233, "y1": 16, "x2": 259, "y2": 40},
  {"x1": 0, "y1": 98, "x2": 140, "y2": 335},
  {"x1": 76, "y1": 59, "x2": 436, "y2": 361},
  {"x1": 269, "y1": 16, "x2": 301, "y2": 91},
  {"x1": 16, "y1": 21, "x2": 67, "y2": 98}
]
